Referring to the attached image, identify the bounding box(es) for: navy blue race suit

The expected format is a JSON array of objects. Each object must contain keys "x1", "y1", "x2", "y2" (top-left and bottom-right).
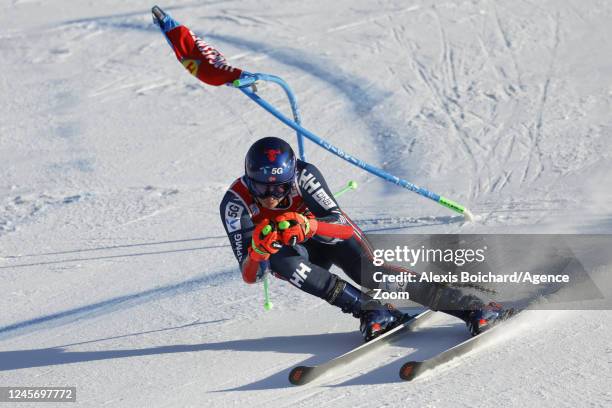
[{"x1": 220, "y1": 159, "x2": 481, "y2": 316}]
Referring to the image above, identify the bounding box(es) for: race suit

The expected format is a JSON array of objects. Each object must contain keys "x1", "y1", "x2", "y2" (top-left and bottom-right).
[{"x1": 219, "y1": 159, "x2": 482, "y2": 317}]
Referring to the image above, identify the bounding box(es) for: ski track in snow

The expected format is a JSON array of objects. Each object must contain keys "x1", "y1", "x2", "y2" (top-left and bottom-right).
[{"x1": 1, "y1": 0, "x2": 611, "y2": 406}]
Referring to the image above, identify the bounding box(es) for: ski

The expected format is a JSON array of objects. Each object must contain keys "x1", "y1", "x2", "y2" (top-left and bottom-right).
[
  {"x1": 289, "y1": 309, "x2": 434, "y2": 385},
  {"x1": 399, "y1": 310, "x2": 522, "y2": 381}
]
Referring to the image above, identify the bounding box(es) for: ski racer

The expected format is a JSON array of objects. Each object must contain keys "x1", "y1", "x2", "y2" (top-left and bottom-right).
[
  {"x1": 148, "y1": 7, "x2": 510, "y2": 341},
  {"x1": 219, "y1": 137, "x2": 513, "y2": 341}
]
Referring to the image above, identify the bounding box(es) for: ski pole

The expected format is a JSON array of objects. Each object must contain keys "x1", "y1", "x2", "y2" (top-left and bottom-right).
[
  {"x1": 263, "y1": 273, "x2": 273, "y2": 311},
  {"x1": 262, "y1": 180, "x2": 359, "y2": 311},
  {"x1": 334, "y1": 180, "x2": 358, "y2": 198},
  {"x1": 261, "y1": 223, "x2": 276, "y2": 311}
]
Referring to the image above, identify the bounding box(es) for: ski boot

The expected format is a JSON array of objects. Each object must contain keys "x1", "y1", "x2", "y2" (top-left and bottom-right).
[
  {"x1": 327, "y1": 279, "x2": 407, "y2": 342},
  {"x1": 466, "y1": 301, "x2": 515, "y2": 336},
  {"x1": 359, "y1": 301, "x2": 407, "y2": 341}
]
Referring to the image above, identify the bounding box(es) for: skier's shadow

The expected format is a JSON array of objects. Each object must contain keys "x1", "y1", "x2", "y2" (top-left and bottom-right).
[
  {"x1": 0, "y1": 328, "x2": 359, "y2": 390},
  {"x1": 0, "y1": 319, "x2": 472, "y2": 390},
  {"x1": 218, "y1": 322, "x2": 470, "y2": 390},
  {"x1": 220, "y1": 322, "x2": 470, "y2": 390},
  {"x1": 213, "y1": 331, "x2": 362, "y2": 391}
]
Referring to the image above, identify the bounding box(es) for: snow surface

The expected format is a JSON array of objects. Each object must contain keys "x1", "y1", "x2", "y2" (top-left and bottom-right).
[{"x1": 1, "y1": 0, "x2": 611, "y2": 406}]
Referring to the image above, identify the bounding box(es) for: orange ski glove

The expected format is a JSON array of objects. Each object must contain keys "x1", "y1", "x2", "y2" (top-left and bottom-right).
[
  {"x1": 275, "y1": 212, "x2": 318, "y2": 246},
  {"x1": 248, "y1": 218, "x2": 282, "y2": 262}
]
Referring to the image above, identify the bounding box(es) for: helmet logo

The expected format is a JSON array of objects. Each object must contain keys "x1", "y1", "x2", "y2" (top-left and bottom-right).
[{"x1": 264, "y1": 148, "x2": 282, "y2": 162}]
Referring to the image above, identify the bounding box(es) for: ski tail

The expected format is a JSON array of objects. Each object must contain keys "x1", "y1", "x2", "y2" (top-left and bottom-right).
[
  {"x1": 151, "y1": 5, "x2": 242, "y2": 86},
  {"x1": 399, "y1": 361, "x2": 423, "y2": 381},
  {"x1": 289, "y1": 366, "x2": 316, "y2": 386}
]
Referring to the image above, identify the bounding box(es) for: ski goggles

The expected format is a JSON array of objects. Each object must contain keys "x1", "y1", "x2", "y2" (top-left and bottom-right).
[{"x1": 248, "y1": 179, "x2": 293, "y2": 199}]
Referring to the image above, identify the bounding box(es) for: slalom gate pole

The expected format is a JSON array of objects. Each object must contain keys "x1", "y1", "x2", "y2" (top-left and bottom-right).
[
  {"x1": 233, "y1": 73, "x2": 474, "y2": 221},
  {"x1": 151, "y1": 6, "x2": 472, "y2": 218},
  {"x1": 256, "y1": 74, "x2": 307, "y2": 161},
  {"x1": 262, "y1": 180, "x2": 359, "y2": 311}
]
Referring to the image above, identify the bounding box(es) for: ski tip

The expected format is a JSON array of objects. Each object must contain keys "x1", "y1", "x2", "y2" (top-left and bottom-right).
[
  {"x1": 399, "y1": 361, "x2": 422, "y2": 381},
  {"x1": 289, "y1": 366, "x2": 314, "y2": 386}
]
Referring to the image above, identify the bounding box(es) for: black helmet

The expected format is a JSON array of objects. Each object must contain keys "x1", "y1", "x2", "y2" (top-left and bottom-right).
[{"x1": 245, "y1": 137, "x2": 296, "y2": 199}]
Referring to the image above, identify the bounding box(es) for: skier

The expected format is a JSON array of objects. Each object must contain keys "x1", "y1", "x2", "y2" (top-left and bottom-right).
[{"x1": 220, "y1": 136, "x2": 512, "y2": 341}]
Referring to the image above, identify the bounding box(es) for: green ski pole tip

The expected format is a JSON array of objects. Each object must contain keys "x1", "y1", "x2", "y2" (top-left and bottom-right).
[
  {"x1": 348, "y1": 180, "x2": 358, "y2": 189},
  {"x1": 264, "y1": 301, "x2": 273, "y2": 311}
]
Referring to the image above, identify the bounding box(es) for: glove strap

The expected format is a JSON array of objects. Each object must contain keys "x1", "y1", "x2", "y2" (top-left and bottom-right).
[{"x1": 251, "y1": 240, "x2": 269, "y2": 256}]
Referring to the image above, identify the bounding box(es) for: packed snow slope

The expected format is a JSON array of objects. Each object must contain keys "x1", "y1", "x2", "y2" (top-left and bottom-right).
[{"x1": 1, "y1": 0, "x2": 611, "y2": 406}]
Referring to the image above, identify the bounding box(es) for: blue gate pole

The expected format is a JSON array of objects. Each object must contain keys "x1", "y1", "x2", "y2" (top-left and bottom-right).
[
  {"x1": 252, "y1": 74, "x2": 306, "y2": 160},
  {"x1": 233, "y1": 74, "x2": 473, "y2": 220}
]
